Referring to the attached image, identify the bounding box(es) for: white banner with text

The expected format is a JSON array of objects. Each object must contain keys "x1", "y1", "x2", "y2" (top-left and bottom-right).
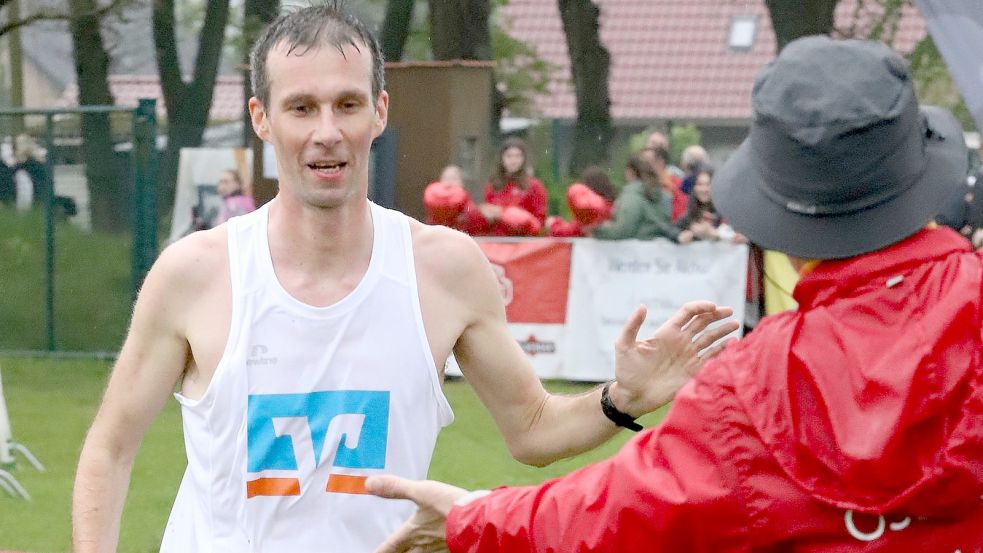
[{"x1": 448, "y1": 239, "x2": 748, "y2": 381}]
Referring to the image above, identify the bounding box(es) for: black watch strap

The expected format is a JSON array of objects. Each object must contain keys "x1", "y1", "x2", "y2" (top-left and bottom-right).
[{"x1": 600, "y1": 381, "x2": 643, "y2": 432}]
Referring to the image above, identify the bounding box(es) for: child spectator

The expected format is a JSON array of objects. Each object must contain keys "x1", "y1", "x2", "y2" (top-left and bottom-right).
[
  {"x1": 213, "y1": 169, "x2": 256, "y2": 226},
  {"x1": 423, "y1": 165, "x2": 488, "y2": 235},
  {"x1": 676, "y1": 167, "x2": 746, "y2": 243},
  {"x1": 480, "y1": 138, "x2": 547, "y2": 236}
]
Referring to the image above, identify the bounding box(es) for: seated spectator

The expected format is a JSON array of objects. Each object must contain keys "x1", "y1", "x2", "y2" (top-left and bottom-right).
[
  {"x1": 589, "y1": 154, "x2": 693, "y2": 243},
  {"x1": 481, "y1": 138, "x2": 547, "y2": 236},
  {"x1": 423, "y1": 165, "x2": 488, "y2": 235},
  {"x1": 679, "y1": 144, "x2": 707, "y2": 195},
  {"x1": 0, "y1": 158, "x2": 14, "y2": 206},
  {"x1": 212, "y1": 169, "x2": 256, "y2": 226},
  {"x1": 641, "y1": 145, "x2": 687, "y2": 222},
  {"x1": 676, "y1": 166, "x2": 746, "y2": 243},
  {"x1": 548, "y1": 166, "x2": 616, "y2": 237},
  {"x1": 14, "y1": 134, "x2": 76, "y2": 218},
  {"x1": 14, "y1": 134, "x2": 48, "y2": 208}
]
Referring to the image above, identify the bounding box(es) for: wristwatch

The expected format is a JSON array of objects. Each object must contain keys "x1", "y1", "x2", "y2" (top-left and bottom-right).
[{"x1": 600, "y1": 381, "x2": 643, "y2": 432}]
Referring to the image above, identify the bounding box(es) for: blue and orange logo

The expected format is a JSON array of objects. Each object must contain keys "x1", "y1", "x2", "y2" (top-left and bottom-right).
[{"x1": 245, "y1": 390, "x2": 389, "y2": 498}]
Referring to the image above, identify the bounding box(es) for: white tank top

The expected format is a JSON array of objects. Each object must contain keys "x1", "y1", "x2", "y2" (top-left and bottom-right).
[{"x1": 161, "y1": 201, "x2": 454, "y2": 553}]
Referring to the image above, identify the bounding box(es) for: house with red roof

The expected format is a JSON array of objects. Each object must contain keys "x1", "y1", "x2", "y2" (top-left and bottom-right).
[{"x1": 500, "y1": 0, "x2": 928, "y2": 167}]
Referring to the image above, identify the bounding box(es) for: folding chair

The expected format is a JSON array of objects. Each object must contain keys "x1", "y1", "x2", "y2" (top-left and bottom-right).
[{"x1": 0, "y1": 364, "x2": 44, "y2": 501}]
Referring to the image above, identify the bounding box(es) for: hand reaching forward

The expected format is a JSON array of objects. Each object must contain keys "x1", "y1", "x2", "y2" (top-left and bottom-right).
[
  {"x1": 609, "y1": 301, "x2": 740, "y2": 417},
  {"x1": 366, "y1": 475, "x2": 474, "y2": 553}
]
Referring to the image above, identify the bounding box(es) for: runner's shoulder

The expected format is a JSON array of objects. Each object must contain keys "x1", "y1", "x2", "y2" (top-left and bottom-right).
[
  {"x1": 409, "y1": 218, "x2": 489, "y2": 283},
  {"x1": 147, "y1": 226, "x2": 229, "y2": 296}
]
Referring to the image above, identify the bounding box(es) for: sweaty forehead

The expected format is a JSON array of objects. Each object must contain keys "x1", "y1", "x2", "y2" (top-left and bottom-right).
[{"x1": 266, "y1": 39, "x2": 373, "y2": 97}]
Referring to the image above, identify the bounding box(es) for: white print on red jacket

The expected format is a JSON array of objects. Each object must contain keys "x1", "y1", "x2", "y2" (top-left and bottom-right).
[{"x1": 844, "y1": 509, "x2": 976, "y2": 552}]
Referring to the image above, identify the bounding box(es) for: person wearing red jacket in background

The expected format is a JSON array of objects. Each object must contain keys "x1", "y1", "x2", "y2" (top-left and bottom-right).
[
  {"x1": 423, "y1": 165, "x2": 489, "y2": 235},
  {"x1": 480, "y1": 137, "x2": 547, "y2": 236},
  {"x1": 642, "y1": 145, "x2": 688, "y2": 223},
  {"x1": 548, "y1": 166, "x2": 616, "y2": 237},
  {"x1": 366, "y1": 37, "x2": 983, "y2": 553}
]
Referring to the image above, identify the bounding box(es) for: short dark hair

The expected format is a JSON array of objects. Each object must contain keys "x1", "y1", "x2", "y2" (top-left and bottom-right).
[{"x1": 249, "y1": 2, "x2": 385, "y2": 108}]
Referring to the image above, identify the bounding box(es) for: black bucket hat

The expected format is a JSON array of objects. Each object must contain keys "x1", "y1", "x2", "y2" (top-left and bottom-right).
[{"x1": 712, "y1": 36, "x2": 968, "y2": 259}]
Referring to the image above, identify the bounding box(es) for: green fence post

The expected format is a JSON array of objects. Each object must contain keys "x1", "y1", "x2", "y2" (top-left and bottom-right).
[
  {"x1": 44, "y1": 115, "x2": 56, "y2": 351},
  {"x1": 131, "y1": 99, "x2": 158, "y2": 298}
]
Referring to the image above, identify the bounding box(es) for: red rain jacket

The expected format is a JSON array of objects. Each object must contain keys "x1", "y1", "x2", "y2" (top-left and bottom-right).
[
  {"x1": 549, "y1": 184, "x2": 614, "y2": 237},
  {"x1": 483, "y1": 178, "x2": 548, "y2": 236},
  {"x1": 447, "y1": 227, "x2": 983, "y2": 552},
  {"x1": 423, "y1": 181, "x2": 489, "y2": 235}
]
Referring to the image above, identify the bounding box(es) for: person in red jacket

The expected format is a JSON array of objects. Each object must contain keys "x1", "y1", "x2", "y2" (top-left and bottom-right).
[
  {"x1": 480, "y1": 137, "x2": 547, "y2": 236},
  {"x1": 548, "y1": 166, "x2": 616, "y2": 237},
  {"x1": 366, "y1": 37, "x2": 983, "y2": 553},
  {"x1": 423, "y1": 165, "x2": 489, "y2": 235}
]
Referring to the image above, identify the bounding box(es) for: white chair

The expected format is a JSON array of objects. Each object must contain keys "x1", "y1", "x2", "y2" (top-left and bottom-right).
[{"x1": 0, "y1": 363, "x2": 44, "y2": 501}]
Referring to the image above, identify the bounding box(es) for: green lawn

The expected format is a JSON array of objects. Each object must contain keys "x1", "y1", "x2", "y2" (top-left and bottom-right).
[
  {"x1": 0, "y1": 358, "x2": 665, "y2": 553},
  {"x1": 0, "y1": 207, "x2": 133, "y2": 353}
]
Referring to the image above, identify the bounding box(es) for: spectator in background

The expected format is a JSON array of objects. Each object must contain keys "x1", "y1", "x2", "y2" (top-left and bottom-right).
[
  {"x1": 0, "y1": 157, "x2": 14, "y2": 206},
  {"x1": 14, "y1": 134, "x2": 49, "y2": 208},
  {"x1": 641, "y1": 145, "x2": 687, "y2": 222},
  {"x1": 675, "y1": 166, "x2": 746, "y2": 243},
  {"x1": 14, "y1": 134, "x2": 76, "y2": 218},
  {"x1": 678, "y1": 144, "x2": 707, "y2": 195},
  {"x1": 213, "y1": 169, "x2": 256, "y2": 226},
  {"x1": 548, "y1": 166, "x2": 615, "y2": 237},
  {"x1": 423, "y1": 165, "x2": 488, "y2": 235},
  {"x1": 481, "y1": 137, "x2": 547, "y2": 236},
  {"x1": 645, "y1": 130, "x2": 685, "y2": 179},
  {"x1": 590, "y1": 154, "x2": 693, "y2": 243}
]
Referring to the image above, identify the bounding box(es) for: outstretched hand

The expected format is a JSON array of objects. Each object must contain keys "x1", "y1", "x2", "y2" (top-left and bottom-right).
[
  {"x1": 366, "y1": 475, "x2": 472, "y2": 553},
  {"x1": 610, "y1": 302, "x2": 740, "y2": 417}
]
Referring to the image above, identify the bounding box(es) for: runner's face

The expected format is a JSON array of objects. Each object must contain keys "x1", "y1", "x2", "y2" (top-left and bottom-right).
[{"x1": 249, "y1": 40, "x2": 388, "y2": 209}]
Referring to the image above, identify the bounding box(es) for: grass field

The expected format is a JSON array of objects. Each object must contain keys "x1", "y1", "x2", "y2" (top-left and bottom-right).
[
  {"x1": 0, "y1": 358, "x2": 666, "y2": 553},
  {"x1": 0, "y1": 207, "x2": 133, "y2": 352}
]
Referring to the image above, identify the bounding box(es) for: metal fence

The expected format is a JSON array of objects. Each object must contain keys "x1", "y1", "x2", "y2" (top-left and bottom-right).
[{"x1": 0, "y1": 99, "x2": 157, "y2": 354}]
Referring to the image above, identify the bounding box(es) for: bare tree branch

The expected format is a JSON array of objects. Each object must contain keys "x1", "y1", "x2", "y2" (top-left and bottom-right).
[{"x1": 0, "y1": 0, "x2": 131, "y2": 38}]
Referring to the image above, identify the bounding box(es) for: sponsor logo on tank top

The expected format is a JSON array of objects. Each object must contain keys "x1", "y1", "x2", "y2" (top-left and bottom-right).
[{"x1": 244, "y1": 390, "x2": 389, "y2": 497}]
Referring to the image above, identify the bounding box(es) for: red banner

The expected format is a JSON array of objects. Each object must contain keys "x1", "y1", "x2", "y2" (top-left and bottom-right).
[{"x1": 477, "y1": 240, "x2": 571, "y2": 324}]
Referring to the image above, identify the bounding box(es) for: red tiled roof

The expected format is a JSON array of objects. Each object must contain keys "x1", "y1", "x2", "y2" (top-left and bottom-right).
[
  {"x1": 500, "y1": 0, "x2": 927, "y2": 122},
  {"x1": 60, "y1": 75, "x2": 246, "y2": 122}
]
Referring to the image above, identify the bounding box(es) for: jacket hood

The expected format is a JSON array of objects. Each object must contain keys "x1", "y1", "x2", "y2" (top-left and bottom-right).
[{"x1": 729, "y1": 227, "x2": 983, "y2": 517}]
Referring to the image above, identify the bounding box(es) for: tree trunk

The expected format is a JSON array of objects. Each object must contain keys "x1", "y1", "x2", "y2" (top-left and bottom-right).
[
  {"x1": 764, "y1": 0, "x2": 838, "y2": 52},
  {"x1": 242, "y1": 0, "x2": 279, "y2": 146},
  {"x1": 70, "y1": 0, "x2": 123, "y2": 232},
  {"x1": 153, "y1": 0, "x2": 231, "y2": 216},
  {"x1": 428, "y1": 0, "x2": 499, "y2": 136},
  {"x1": 382, "y1": 0, "x2": 415, "y2": 62},
  {"x1": 428, "y1": 0, "x2": 490, "y2": 60},
  {"x1": 559, "y1": 0, "x2": 612, "y2": 175},
  {"x1": 429, "y1": 1, "x2": 462, "y2": 60}
]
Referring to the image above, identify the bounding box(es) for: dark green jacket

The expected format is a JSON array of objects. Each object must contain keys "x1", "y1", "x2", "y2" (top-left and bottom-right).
[{"x1": 593, "y1": 180, "x2": 681, "y2": 241}]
